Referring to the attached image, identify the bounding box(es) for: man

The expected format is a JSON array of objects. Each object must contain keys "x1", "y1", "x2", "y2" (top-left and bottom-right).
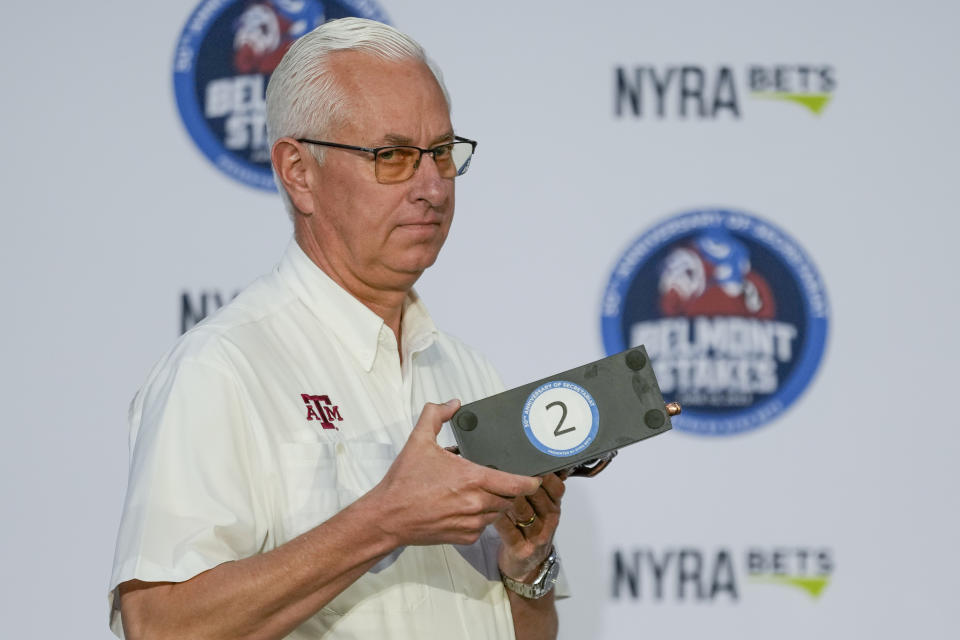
[{"x1": 109, "y1": 17, "x2": 566, "y2": 639}]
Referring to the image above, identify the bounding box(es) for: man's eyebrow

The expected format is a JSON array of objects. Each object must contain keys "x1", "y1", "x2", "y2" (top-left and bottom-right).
[
  {"x1": 380, "y1": 133, "x2": 413, "y2": 146},
  {"x1": 429, "y1": 131, "x2": 456, "y2": 147},
  {"x1": 378, "y1": 131, "x2": 455, "y2": 147}
]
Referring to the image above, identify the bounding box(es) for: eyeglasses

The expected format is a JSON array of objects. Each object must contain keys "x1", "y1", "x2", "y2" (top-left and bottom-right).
[{"x1": 296, "y1": 135, "x2": 478, "y2": 184}]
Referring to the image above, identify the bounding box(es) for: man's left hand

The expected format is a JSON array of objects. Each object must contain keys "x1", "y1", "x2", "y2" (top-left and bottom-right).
[{"x1": 494, "y1": 472, "x2": 565, "y2": 581}]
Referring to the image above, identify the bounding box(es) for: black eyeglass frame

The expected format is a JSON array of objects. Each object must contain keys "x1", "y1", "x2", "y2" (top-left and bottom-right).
[{"x1": 295, "y1": 135, "x2": 478, "y2": 182}]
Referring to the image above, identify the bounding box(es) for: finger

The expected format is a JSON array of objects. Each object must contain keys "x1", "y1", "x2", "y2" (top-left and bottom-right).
[
  {"x1": 509, "y1": 497, "x2": 547, "y2": 541},
  {"x1": 414, "y1": 399, "x2": 461, "y2": 440},
  {"x1": 509, "y1": 496, "x2": 537, "y2": 525},
  {"x1": 472, "y1": 463, "x2": 542, "y2": 498},
  {"x1": 474, "y1": 493, "x2": 515, "y2": 516},
  {"x1": 449, "y1": 512, "x2": 502, "y2": 544},
  {"x1": 473, "y1": 510, "x2": 505, "y2": 528},
  {"x1": 493, "y1": 513, "x2": 526, "y2": 546},
  {"x1": 539, "y1": 473, "x2": 566, "y2": 505},
  {"x1": 527, "y1": 489, "x2": 557, "y2": 520}
]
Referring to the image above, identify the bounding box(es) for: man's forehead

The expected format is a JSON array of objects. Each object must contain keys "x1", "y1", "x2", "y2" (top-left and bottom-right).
[
  {"x1": 324, "y1": 51, "x2": 451, "y2": 142},
  {"x1": 327, "y1": 51, "x2": 439, "y2": 100}
]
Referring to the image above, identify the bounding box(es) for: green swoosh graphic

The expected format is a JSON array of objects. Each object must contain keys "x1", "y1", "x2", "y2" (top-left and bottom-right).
[
  {"x1": 751, "y1": 92, "x2": 832, "y2": 115},
  {"x1": 749, "y1": 575, "x2": 830, "y2": 598}
]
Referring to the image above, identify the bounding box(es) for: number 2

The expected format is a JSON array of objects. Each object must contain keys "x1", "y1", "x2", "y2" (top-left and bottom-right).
[{"x1": 546, "y1": 401, "x2": 576, "y2": 436}]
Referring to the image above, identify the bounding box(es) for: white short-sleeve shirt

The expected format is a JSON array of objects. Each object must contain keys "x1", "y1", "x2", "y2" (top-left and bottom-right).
[{"x1": 109, "y1": 240, "x2": 534, "y2": 638}]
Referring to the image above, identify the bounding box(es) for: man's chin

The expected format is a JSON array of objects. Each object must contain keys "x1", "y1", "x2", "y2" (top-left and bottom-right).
[
  {"x1": 389, "y1": 236, "x2": 447, "y2": 270},
  {"x1": 381, "y1": 252, "x2": 443, "y2": 288}
]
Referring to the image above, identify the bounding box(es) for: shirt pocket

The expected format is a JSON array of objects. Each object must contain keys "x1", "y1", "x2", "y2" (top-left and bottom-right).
[
  {"x1": 335, "y1": 439, "x2": 396, "y2": 506},
  {"x1": 277, "y1": 438, "x2": 397, "y2": 533},
  {"x1": 277, "y1": 441, "x2": 340, "y2": 538}
]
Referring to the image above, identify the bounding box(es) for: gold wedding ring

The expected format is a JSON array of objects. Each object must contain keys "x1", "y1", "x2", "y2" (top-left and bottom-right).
[{"x1": 516, "y1": 514, "x2": 537, "y2": 528}]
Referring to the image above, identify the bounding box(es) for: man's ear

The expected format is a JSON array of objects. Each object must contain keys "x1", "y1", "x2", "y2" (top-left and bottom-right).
[{"x1": 272, "y1": 138, "x2": 315, "y2": 215}]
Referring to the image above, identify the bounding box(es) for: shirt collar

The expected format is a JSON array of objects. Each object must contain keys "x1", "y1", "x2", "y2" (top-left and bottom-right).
[
  {"x1": 277, "y1": 239, "x2": 438, "y2": 371},
  {"x1": 402, "y1": 289, "x2": 440, "y2": 359}
]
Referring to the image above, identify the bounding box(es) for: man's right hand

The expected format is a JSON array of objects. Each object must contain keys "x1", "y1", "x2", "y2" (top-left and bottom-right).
[{"x1": 368, "y1": 399, "x2": 542, "y2": 547}]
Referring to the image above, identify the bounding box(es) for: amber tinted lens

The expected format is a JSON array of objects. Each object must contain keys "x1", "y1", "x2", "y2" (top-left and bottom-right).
[
  {"x1": 375, "y1": 147, "x2": 420, "y2": 183},
  {"x1": 433, "y1": 143, "x2": 457, "y2": 177},
  {"x1": 431, "y1": 142, "x2": 474, "y2": 178},
  {"x1": 373, "y1": 142, "x2": 475, "y2": 183}
]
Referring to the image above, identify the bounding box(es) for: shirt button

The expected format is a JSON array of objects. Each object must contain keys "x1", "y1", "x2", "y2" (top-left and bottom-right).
[{"x1": 336, "y1": 443, "x2": 345, "y2": 456}]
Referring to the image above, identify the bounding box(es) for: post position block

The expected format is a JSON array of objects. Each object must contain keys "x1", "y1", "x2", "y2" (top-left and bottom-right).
[{"x1": 451, "y1": 346, "x2": 674, "y2": 477}]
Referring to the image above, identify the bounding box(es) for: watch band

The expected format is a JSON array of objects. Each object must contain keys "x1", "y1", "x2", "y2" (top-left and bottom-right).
[{"x1": 500, "y1": 547, "x2": 560, "y2": 599}]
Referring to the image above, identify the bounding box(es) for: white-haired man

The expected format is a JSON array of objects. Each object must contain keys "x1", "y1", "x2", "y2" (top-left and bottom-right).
[{"x1": 110, "y1": 17, "x2": 566, "y2": 640}]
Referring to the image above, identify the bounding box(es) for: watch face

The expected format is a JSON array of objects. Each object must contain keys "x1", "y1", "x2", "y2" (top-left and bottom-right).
[
  {"x1": 503, "y1": 550, "x2": 560, "y2": 599},
  {"x1": 543, "y1": 556, "x2": 560, "y2": 588}
]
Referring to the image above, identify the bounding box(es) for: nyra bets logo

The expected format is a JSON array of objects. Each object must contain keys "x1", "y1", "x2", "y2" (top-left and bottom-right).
[
  {"x1": 601, "y1": 209, "x2": 829, "y2": 436},
  {"x1": 173, "y1": 0, "x2": 390, "y2": 190}
]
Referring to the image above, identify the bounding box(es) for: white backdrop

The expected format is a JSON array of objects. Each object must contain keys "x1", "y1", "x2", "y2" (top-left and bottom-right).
[{"x1": 2, "y1": 1, "x2": 959, "y2": 638}]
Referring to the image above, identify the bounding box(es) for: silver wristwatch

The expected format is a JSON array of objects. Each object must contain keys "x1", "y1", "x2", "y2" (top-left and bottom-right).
[{"x1": 500, "y1": 547, "x2": 560, "y2": 599}]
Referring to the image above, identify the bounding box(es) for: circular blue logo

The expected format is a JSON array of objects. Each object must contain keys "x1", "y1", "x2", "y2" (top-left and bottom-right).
[
  {"x1": 601, "y1": 209, "x2": 829, "y2": 436},
  {"x1": 522, "y1": 381, "x2": 600, "y2": 457},
  {"x1": 173, "y1": 0, "x2": 390, "y2": 191}
]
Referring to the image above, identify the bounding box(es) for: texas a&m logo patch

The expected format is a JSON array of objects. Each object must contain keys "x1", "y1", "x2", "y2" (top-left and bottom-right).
[{"x1": 301, "y1": 394, "x2": 344, "y2": 430}]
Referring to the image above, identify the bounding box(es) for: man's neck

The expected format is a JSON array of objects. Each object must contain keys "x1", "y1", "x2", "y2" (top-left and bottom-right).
[{"x1": 294, "y1": 232, "x2": 410, "y2": 352}]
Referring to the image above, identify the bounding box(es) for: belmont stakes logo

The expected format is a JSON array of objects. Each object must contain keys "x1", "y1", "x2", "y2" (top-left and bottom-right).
[
  {"x1": 601, "y1": 209, "x2": 829, "y2": 436},
  {"x1": 173, "y1": 0, "x2": 390, "y2": 190}
]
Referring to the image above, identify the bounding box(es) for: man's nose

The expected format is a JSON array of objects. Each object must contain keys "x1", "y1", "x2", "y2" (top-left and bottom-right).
[{"x1": 409, "y1": 151, "x2": 449, "y2": 203}]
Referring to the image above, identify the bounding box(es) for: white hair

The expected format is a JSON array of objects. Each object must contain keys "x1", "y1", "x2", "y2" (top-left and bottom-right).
[{"x1": 266, "y1": 17, "x2": 450, "y2": 217}]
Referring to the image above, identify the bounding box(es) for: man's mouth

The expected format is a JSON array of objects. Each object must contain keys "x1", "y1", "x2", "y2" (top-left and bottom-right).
[{"x1": 397, "y1": 218, "x2": 443, "y2": 232}]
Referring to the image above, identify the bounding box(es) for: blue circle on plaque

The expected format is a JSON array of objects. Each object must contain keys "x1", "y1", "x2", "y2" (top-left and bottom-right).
[{"x1": 522, "y1": 381, "x2": 600, "y2": 457}]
